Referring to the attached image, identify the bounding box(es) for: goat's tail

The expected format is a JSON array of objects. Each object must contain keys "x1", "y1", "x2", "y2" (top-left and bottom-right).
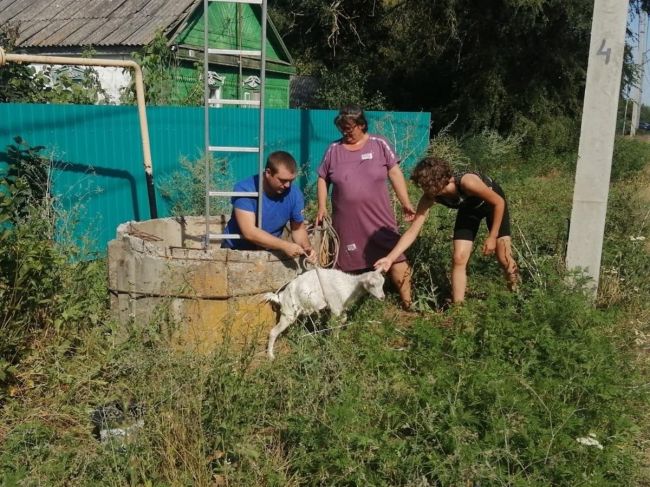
[{"x1": 261, "y1": 292, "x2": 280, "y2": 305}]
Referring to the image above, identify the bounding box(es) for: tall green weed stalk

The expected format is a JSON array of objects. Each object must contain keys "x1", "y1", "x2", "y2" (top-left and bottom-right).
[{"x1": 158, "y1": 153, "x2": 234, "y2": 217}]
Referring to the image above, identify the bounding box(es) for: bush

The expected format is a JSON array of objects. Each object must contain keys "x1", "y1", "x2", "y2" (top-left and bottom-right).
[
  {"x1": 461, "y1": 129, "x2": 523, "y2": 175},
  {"x1": 0, "y1": 138, "x2": 108, "y2": 400},
  {"x1": 158, "y1": 153, "x2": 234, "y2": 217},
  {"x1": 611, "y1": 136, "x2": 650, "y2": 181},
  {"x1": 513, "y1": 114, "x2": 579, "y2": 175}
]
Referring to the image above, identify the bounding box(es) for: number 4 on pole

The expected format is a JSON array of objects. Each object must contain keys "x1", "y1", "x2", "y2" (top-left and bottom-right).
[{"x1": 597, "y1": 38, "x2": 611, "y2": 64}]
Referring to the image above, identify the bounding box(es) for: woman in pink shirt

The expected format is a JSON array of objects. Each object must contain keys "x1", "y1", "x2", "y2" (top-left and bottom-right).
[{"x1": 316, "y1": 106, "x2": 415, "y2": 309}]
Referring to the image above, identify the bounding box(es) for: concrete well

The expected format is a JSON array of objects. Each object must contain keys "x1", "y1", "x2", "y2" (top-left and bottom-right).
[{"x1": 108, "y1": 216, "x2": 302, "y2": 352}]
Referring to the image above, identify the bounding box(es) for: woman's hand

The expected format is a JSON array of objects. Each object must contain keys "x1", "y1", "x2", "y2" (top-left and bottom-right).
[
  {"x1": 483, "y1": 236, "x2": 497, "y2": 255},
  {"x1": 402, "y1": 203, "x2": 416, "y2": 222},
  {"x1": 316, "y1": 207, "x2": 328, "y2": 225},
  {"x1": 374, "y1": 257, "x2": 394, "y2": 273}
]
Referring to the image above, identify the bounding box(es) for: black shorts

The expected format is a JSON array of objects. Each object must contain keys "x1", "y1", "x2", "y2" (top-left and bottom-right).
[{"x1": 453, "y1": 182, "x2": 511, "y2": 241}]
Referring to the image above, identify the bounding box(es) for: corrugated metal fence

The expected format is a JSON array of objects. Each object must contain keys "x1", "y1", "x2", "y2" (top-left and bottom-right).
[{"x1": 0, "y1": 104, "x2": 431, "y2": 252}]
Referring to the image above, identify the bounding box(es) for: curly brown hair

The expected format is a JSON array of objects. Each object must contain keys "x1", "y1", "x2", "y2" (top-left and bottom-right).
[{"x1": 410, "y1": 156, "x2": 453, "y2": 195}]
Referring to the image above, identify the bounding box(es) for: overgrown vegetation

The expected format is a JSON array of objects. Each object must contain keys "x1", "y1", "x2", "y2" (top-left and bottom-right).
[
  {"x1": 120, "y1": 31, "x2": 204, "y2": 106},
  {"x1": 1, "y1": 132, "x2": 649, "y2": 485},
  {"x1": 0, "y1": 137, "x2": 107, "y2": 401},
  {"x1": 158, "y1": 153, "x2": 234, "y2": 216}
]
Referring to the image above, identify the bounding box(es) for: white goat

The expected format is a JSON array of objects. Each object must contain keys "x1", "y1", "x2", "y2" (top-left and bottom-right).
[{"x1": 264, "y1": 268, "x2": 385, "y2": 359}]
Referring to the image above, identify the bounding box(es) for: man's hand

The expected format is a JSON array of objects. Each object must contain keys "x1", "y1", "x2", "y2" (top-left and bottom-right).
[
  {"x1": 304, "y1": 247, "x2": 317, "y2": 264},
  {"x1": 283, "y1": 242, "x2": 307, "y2": 258},
  {"x1": 483, "y1": 236, "x2": 497, "y2": 255},
  {"x1": 374, "y1": 257, "x2": 393, "y2": 273}
]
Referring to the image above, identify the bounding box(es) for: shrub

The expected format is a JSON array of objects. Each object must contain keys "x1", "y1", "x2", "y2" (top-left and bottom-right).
[
  {"x1": 513, "y1": 114, "x2": 579, "y2": 175},
  {"x1": 158, "y1": 153, "x2": 234, "y2": 217},
  {"x1": 611, "y1": 136, "x2": 650, "y2": 181},
  {"x1": 0, "y1": 138, "x2": 108, "y2": 399},
  {"x1": 461, "y1": 129, "x2": 523, "y2": 175}
]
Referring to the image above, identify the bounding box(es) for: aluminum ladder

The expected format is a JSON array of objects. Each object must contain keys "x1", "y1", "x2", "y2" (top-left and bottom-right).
[{"x1": 202, "y1": 0, "x2": 268, "y2": 246}]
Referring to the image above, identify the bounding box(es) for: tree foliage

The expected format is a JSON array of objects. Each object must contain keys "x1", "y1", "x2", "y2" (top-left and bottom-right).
[{"x1": 271, "y1": 0, "x2": 650, "y2": 134}]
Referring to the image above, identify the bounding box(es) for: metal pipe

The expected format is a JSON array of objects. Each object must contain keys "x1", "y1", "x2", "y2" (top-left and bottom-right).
[{"x1": 0, "y1": 47, "x2": 158, "y2": 219}]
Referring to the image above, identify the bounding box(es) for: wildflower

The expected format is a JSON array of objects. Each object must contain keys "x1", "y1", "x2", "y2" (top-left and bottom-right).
[{"x1": 576, "y1": 433, "x2": 603, "y2": 450}]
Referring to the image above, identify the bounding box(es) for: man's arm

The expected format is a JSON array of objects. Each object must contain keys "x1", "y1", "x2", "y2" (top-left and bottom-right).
[
  {"x1": 233, "y1": 208, "x2": 306, "y2": 258},
  {"x1": 290, "y1": 220, "x2": 316, "y2": 262}
]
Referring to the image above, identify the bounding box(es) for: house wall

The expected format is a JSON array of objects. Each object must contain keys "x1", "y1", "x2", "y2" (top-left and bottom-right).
[
  {"x1": 31, "y1": 64, "x2": 130, "y2": 104},
  {"x1": 174, "y1": 2, "x2": 286, "y2": 64},
  {"x1": 173, "y1": 63, "x2": 289, "y2": 108},
  {"x1": 172, "y1": 1, "x2": 293, "y2": 108}
]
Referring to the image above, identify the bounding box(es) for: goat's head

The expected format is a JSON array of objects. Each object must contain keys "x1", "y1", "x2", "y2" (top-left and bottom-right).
[{"x1": 360, "y1": 269, "x2": 385, "y2": 300}]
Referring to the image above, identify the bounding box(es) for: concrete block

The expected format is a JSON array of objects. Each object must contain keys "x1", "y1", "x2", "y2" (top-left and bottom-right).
[{"x1": 227, "y1": 259, "x2": 299, "y2": 296}]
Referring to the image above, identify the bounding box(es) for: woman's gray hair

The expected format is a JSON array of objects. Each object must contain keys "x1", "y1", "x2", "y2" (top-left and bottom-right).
[{"x1": 334, "y1": 105, "x2": 368, "y2": 133}]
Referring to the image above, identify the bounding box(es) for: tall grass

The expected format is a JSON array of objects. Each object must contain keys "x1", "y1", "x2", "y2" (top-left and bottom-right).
[{"x1": 1, "y1": 132, "x2": 649, "y2": 486}]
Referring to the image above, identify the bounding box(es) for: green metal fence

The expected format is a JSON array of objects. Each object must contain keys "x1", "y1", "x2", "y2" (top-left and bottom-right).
[{"x1": 0, "y1": 104, "x2": 431, "y2": 252}]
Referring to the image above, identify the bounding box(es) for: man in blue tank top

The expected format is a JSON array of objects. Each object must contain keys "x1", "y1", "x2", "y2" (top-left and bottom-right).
[{"x1": 222, "y1": 151, "x2": 315, "y2": 261}]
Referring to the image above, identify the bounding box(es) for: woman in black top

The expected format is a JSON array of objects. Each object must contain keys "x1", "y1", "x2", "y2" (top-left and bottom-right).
[{"x1": 375, "y1": 156, "x2": 519, "y2": 303}]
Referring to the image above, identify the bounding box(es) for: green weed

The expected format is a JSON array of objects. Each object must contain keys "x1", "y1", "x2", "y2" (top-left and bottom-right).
[{"x1": 158, "y1": 153, "x2": 234, "y2": 217}]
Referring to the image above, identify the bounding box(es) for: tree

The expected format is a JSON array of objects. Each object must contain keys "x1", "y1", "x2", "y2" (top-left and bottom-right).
[{"x1": 270, "y1": 0, "x2": 650, "y2": 134}]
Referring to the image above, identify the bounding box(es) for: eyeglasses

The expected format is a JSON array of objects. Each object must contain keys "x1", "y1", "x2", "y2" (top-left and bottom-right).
[{"x1": 339, "y1": 124, "x2": 359, "y2": 134}]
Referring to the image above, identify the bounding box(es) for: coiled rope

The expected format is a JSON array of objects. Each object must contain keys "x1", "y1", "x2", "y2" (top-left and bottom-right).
[{"x1": 304, "y1": 215, "x2": 340, "y2": 270}]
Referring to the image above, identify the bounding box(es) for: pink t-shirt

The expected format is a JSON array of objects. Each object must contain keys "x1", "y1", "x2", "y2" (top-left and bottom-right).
[{"x1": 318, "y1": 134, "x2": 406, "y2": 271}]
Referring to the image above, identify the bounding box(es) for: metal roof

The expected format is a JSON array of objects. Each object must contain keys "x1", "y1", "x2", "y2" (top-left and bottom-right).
[{"x1": 0, "y1": 0, "x2": 201, "y2": 48}]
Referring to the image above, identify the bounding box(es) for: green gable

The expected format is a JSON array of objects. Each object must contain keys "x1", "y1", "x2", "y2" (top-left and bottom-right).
[{"x1": 169, "y1": 2, "x2": 294, "y2": 107}]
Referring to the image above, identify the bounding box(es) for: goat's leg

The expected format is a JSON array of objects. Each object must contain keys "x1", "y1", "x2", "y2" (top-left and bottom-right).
[
  {"x1": 267, "y1": 315, "x2": 294, "y2": 360},
  {"x1": 331, "y1": 313, "x2": 346, "y2": 339}
]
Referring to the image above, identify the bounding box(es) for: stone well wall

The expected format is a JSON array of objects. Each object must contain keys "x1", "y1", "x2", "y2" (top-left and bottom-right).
[{"x1": 108, "y1": 216, "x2": 302, "y2": 352}]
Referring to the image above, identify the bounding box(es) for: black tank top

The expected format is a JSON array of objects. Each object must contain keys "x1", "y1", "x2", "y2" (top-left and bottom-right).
[{"x1": 434, "y1": 171, "x2": 493, "y2": 210}]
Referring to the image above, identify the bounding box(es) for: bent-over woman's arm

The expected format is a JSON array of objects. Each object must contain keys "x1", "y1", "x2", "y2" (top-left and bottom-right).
[{"x1": 374, "y1": 195, "x2": 435, "y2": 271}]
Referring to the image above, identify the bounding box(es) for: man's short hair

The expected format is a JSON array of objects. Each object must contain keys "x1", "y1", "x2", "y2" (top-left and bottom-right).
[{"x1": 266, "y1": 151, "x2": 297, "y2": 174}]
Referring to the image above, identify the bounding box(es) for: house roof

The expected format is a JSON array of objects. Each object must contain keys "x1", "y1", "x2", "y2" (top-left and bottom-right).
[{"x1": 0, "y1": 0, "x2": 202, "y2": 48}]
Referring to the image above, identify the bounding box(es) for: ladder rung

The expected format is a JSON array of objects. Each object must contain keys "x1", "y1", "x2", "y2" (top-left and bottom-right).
[
  {"x1": 209, "y1": 146, "x2": 260, "y2": 153},
  {"x1": 209, "y1": 48, "x2": 261, "y2": 57},
  {"x1": 208, "y1": 98, "x2": 261, "y2": 106},
  {"x1": 207, "y1": 234, "x2": 243, "y2": 240},
  {"x1": 210, "y1": 0, "x2": 262, "y2": 3},
  {"x1": 209, "y1": 191, "x2": 258, "y2": 197}
]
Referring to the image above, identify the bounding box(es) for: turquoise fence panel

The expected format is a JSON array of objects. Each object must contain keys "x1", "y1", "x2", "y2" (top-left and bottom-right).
[{"x1": 0, "y1": 104, "x2": 431, "y2": 253}]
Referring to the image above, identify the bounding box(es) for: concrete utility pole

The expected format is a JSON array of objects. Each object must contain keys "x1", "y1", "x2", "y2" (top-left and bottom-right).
[
  {"x1": 630, "y1": 11, "x2": 647, "y2": 136},
  {"x1": 565, "y1": 0, "x2": 628, "y2": 297}
]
